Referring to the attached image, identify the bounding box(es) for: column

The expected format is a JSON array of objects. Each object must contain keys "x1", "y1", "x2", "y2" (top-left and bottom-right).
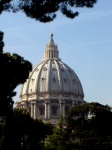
[
  {"x1": 45, "y1": 102, "x2": 48, "y2": 119},
  {"x1": 24, "y1": 102, "x2": 26, "y2": 109},
  {"x1": 48, "y1": 103, "x2": 50, "y2": 119},
  {"x1": 59, "y1": 100, "x2": 62, "y2": 115},
  {"x1": 63, "y1": 104, "x2": 65, "y2": 118},
  {"x1": 31, "y1": 103, "x2": 34, "y2": 118},
  {"x1": 22, "y1": 104, "x2": 24, "y2": 109},
  {"x1": 34, "y1": 103, "x2": 37, "y2": 119},
  {"x1": 50, "y1": 51, "x2": 51, "y2": 58},
  {"x1": 36, "y1": 101, "x2": 39, "y2": 119}
]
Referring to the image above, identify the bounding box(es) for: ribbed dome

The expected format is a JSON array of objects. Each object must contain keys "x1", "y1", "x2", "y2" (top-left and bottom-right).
[{"x1": 20, "y1": 34, "x2": 84, "y2": 101}]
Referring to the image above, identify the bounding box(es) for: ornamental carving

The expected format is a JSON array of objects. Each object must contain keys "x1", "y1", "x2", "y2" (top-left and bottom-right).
[
  {"x1": 38, "y1": 92, "x2": 46, "y2": 97},
  {"x1": 22, "y1": 95, "x2": 25, "y2": 99},
  {"x1": 35, "y1": 68, "x2": 39, "y2": 71},
  {"x1": 50, "y1": 92, "x2": 58, "y2": 97},
  {"x1": 29, "y1": 94, "x2": 34, "y2": 98},
  {"x1": 52, "y1": 61, "x2": 55, "y2": 64}
]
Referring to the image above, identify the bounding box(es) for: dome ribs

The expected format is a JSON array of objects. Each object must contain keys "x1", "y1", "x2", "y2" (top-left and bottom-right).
[{"x1": 19, "y1": 34, "x2": 85, "y2": 124}]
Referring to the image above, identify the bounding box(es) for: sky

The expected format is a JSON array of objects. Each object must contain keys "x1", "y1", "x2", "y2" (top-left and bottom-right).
[{"x1": 0, "y1": 0, "x2": 112, "y2": 106}]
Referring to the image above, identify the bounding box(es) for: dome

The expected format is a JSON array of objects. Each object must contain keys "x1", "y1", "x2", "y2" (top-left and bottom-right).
[
  {"x1": 17, "y1": 34, "x2": 84, "y2": 124},
  {"x1": 20, "y1": 34, "x2": 84, "y2": 100}
]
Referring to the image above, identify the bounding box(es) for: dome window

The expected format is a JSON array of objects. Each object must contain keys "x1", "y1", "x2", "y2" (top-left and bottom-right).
[
  {"x1": 61, "y1": 68, "x2": 64, "y2": 72},
  {"x1": 43, "y1": 67, "x2": 47, "y2": 71},
  {"x1": 73, "y1": 79, "x2": 76, "y2": 83},
  {"x1": 69, "y1": 69, "x2": 71, "y2": 72},
  {"x1": 52, "y1": 67, "x2": 56, "y2": 71}
]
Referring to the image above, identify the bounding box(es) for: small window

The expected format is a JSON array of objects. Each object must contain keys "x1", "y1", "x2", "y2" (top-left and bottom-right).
[{"x1": 73, "y1": 79, "x2": 76, "y2": 83}]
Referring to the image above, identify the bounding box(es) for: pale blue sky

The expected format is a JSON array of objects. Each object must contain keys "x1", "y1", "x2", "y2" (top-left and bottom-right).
[{"x1": 0, "y1": 0, "x2": 112, "y2": 106}]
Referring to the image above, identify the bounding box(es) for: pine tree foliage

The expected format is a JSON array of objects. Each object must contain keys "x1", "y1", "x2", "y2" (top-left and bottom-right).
[
  {"x1": 43, "y1": 103, "x2": 112, "y2": 150},
  {"x1": 17, "y1": 0, "x2": 97, "y2": 22},
  {"x1": 0, "y1": 0, "x2": 97, "y2": 22},
  {"x1": 0, "y1": 108, "x2": 53, "y2": 150},
  {"x1": 0, "y1": 31, "x2": 32, "y2": 116},
  {"x1": 0, "y1": 0, "x2": 11, "y2": 14}
]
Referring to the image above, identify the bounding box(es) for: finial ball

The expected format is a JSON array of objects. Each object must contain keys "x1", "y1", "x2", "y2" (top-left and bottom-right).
[{"x1": 50, "y1": 33, "x2": 53, "y2": 38}]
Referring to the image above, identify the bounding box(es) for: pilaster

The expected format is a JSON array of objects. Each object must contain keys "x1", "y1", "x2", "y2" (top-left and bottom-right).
[
  {"x1": 45, "y1": 101, "x2": 48, "y2": 119},
  {"x1": 48, "y1": 101, "x2": 51, "y2": 119},
  {"x1": 31, "y1": 103, "x2": 34, "y2": 118},
  {"x1": 34, "y1": 102, "x2": 37, "y2": 119},
  {"x1": 62, "y1": 100, "x2": 65, "y2": 118},
  {"x1": 59, "y1": 99, "x2": 63, "y2": 115}
]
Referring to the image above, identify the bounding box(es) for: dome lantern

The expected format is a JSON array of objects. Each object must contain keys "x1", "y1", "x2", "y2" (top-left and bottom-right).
[{"x1": 43, "y1": 33, "x2": 60, "y2": 60}]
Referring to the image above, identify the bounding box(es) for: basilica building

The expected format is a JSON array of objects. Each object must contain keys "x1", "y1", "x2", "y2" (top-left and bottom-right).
[{"x1": 16, "y1": 34, "x2": 85, "y2": 125}]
